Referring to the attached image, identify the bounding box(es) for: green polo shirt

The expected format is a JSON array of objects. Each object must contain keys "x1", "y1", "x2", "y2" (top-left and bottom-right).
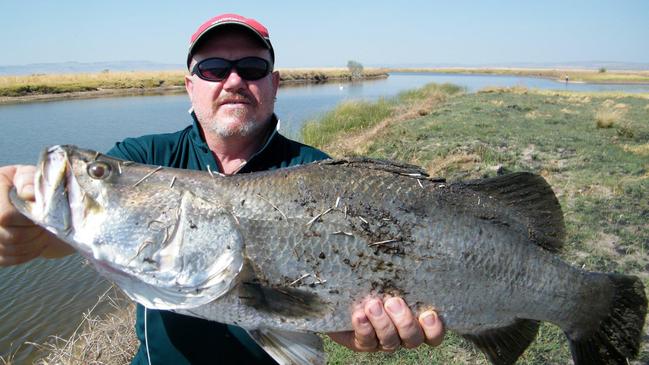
[{"x1": 106, "y1": 112, "x2": 329, "y2": 365}]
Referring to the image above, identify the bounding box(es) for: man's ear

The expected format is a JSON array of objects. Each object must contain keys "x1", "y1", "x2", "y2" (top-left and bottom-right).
[
  {"x1": 184, "y1": 74, "x2": 194, "y2": 102},
  {"x1": 271, "y1": 70, "x2": 280, "y2": 96}
]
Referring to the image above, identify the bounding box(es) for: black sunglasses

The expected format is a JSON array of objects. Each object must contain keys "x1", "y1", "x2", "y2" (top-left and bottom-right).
[{"x1": 192, "y1": 57, "x2": 273, "y2": 82}]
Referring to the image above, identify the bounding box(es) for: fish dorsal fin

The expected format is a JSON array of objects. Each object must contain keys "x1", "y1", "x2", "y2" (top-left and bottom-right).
[
  {"x1": 248, "y1": 329, "x2": 325, "y2": 365},
  {"x1": 463, "y1": 172, "x2": 565, "y2": 251},
  {"x1": 463, "y1": 319, "x2": 540, "y2": 365},
  {"x1": 322, "y1": 157, "x2": 445, "y2": 181}
]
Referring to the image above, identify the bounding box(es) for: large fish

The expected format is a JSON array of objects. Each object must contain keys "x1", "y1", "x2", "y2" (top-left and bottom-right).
[{"x1": 11, "y1": 145, "x2": 647, "y2": 365}]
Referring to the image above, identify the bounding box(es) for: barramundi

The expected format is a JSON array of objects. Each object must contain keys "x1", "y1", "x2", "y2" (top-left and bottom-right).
[{"x1": 11, "y1": 145, "x2": 647, "y2": 365}]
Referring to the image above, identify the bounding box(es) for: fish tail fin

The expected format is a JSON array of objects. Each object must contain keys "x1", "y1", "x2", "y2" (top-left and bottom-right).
[{"x1": 567, "y1": 273, "x2": 647, "y2": 365}]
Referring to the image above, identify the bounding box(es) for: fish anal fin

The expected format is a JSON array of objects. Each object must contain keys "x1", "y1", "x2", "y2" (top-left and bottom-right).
[
  {"x1": 463, "y1": 319, "x2": 540, "y2": 365},
  {"x1": 464, "y1": 172, "x2": 565, "y2": 251},
  {"x1": 248, "y1": 329, "x2": 324, "y2": 365}
]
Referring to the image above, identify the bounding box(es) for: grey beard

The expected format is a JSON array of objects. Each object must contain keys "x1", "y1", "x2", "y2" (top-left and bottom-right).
[
  {"x1": 196, "y1": 109, "x2": 264, "y2": 138},
  {"x1": 207, "y1": 118, "x2": 261, "y2": 138}
]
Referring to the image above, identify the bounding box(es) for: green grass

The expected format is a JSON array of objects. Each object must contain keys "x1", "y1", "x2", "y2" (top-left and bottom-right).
[
  {"x1": 303, "y1": 84, "x2": 649, "y2": 364},
  {"x1": 302, "y1": 99, "x2": 395, "y2": 147},
  {"x1": 302, "y1": 83, "x2": 464, "y2": 150}
]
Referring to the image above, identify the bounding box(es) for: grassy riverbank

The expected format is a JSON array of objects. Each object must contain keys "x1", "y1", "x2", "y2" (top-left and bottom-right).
[
  {"x1": 0, "y1": 68, "x2": 388, "y2": 103},
  {"x1": 389, "y1": 67, "x2": 649, "y2": 84},
  {"x1": 18, "y1": 84, "x2": 649, "y2": 365}
]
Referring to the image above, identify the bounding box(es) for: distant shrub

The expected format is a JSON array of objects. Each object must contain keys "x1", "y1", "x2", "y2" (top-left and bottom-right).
[
  {"x1": 595, "y1": 108, "x2": 623, "y2": 129},
  {"x1": 598, "y1": 67, "x2": 607, "y2": 73},
  {"x1": 616, "y1": 122, "x2": 635, "y2": 138},
  {"x1": 346, "y1": 60, "x2": 364, "y2": 79}
]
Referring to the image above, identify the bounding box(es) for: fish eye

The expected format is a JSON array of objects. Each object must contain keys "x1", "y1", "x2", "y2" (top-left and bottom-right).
[{"x1": 87, "y1": 161, "x2": 112, "y2": 180}]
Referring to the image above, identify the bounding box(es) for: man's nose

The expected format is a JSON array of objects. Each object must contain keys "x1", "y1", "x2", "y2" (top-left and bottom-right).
[{"x1": 221, "y1": 68, "x2": 245, "y2": 90}]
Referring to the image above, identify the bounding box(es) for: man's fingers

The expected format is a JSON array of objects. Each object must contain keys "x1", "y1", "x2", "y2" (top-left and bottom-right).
[
  {"x1": 384, "y1": 297, "x2": 425, "y2": 349},
  {"x1": 365, "y1": 298, "x2": 400, "y2": 352},
  {"x1": 327, "y1": 303, "x2": 378, "y2": 352},
  {"x1": 0, "y1": 224, "x2": 45, "y2": 244},
  {"x1": 418, "y1": 311, "x2": 445, "y2": 347},
  {"x1": 0, "y1": 250, "x2": 42, "y2": 266},
  {"x1": 0, "y1": 165, "x2": 36, "y2": 227},
  {"x1": 351, "y1": 308, "x2": 378, "y2": 351},
  {"x1": 13, "y1": 165, "x2": 36, "y2": 200},
  {"x1": 0, "y1": 226, "x2": 47, "y2": 255}
]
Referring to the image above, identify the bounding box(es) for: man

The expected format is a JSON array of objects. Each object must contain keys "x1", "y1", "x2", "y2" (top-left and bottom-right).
[{"x1": 0, "y1": 13, "x2": 444, "y2": 364}]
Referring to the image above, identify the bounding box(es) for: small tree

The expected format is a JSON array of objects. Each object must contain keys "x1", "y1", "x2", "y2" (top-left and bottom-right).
[
  {"x1": 598, "y1": 67, "x2": 607, "y2": 73},
  {"x1": 347, "y1": 60, "x2": 364, "y2": 79}
]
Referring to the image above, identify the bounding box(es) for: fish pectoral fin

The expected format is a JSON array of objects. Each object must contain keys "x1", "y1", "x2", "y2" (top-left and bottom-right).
[
  {"x1": 462, "y1": 319, "x2": 540, "y2": 365},
  {"x1": 238, "y1": 280, "x2": 330, "y2": 318},
  {"x1": 248, "y1": 328, "x2": 324, "y2": 365}
]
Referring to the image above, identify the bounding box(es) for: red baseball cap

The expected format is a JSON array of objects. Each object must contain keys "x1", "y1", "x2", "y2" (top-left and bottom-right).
[{"x1": 187, "y1": 13, "x2": 275, "y2": 69}]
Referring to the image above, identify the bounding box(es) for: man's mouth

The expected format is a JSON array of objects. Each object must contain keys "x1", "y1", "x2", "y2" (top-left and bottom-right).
[{"x1": 219, "y1": 100, "x2": 249, "y2": 106}]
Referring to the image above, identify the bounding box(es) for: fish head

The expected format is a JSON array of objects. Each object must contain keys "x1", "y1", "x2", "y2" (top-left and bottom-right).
[
  {"x1": 28, "y1": 145, "x2": 121, "y2": 256},
  {"x1": 13, "y1": 145, "x2": 244, "y2": 310}
]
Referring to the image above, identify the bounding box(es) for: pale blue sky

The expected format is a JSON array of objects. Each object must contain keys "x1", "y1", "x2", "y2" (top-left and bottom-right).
[{"x1": 1, "y1": 0, "x2": 647, "y2": 68}]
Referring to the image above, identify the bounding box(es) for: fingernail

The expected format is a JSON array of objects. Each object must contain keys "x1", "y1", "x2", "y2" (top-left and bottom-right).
[
  {"x1": 421, "y1": 312, "x2": 437, "y2": 326},
  {"x1": 18, "y1": 184, "x2": 34, "y2": 199},
  {"x1": 357, "y1": 314, "x2": 369, "y2": 325},
  {"x1": 385, "y1": 297, "x2": 404, "y2": 315},
  {"x1": 368, "y1": 300, "x2": 383, "y2": 316}
]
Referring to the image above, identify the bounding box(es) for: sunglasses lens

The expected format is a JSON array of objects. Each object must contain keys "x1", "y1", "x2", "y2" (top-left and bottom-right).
[
  {"x1": 196, "y1": 59, "x2": 231, "y2": 81},
  {"x1": 194, "y1": 57, "x2": 271, "y2": 81},
  {"x1": 236, "y1": 57, "x2": 271, "y2": 80}
]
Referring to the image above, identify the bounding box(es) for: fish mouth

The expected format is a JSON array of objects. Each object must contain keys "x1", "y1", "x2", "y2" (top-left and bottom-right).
[{"x1": 32, "y1": 146, "x2": 75, "y2": 237}]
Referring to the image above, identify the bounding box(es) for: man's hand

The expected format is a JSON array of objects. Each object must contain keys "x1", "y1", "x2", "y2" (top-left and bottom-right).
[
  {"x1": 0, "y1": 165, "x2": 74, "y2": 266},
  {"x1": 328, "y1": 297, "x2": 444, "y2": 352}
]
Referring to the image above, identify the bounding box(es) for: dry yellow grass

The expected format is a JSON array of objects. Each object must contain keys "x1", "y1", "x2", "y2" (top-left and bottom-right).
[
  {"x1": 595, "y1": 99, "x2": 627, "y2": 128},
  {"x1": 278, "y1": 67, "x2": 388, "y2": 82},
  {"x1": 324, "y1": 88, "x2": 451, "y2": 156},
  {"x1": 31, "y1": 287, "x2": 137, "y2": 365},
  {"x1": 560, "y1": 107, "x2": 579, "y2": 115},
  {"x1": 389, "y1": 67, "x2": 649, "y2": 84},
  {"x1": 0, "y1": 68, "x2": 388, "y2": 102},
  {"x1": 595, "y1": 109, "x2": 622, "y2": 128},
  {"x1": 0, "y1": 70, "x2": 186, "y2": 88},
  {"x1": 623, "y1": 144, "x2": 649, "y2": 156},
  {"x1": 477, "y1": 85, "x2": 529, "y2": 94},
  {"x1": 425, "y1": 153, "x2": 481, "y2": 177}
]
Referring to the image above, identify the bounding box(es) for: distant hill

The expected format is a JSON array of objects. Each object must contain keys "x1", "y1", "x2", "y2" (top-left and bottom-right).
[
  {"x1": 0, "y1": 61, "x2": 184, "y2": 76},
  {"x1": 2, "y1": 60, "x2": 648, "y2": 76}
]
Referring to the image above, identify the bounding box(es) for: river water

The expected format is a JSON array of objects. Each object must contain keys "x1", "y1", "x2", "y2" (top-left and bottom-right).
[{"x1": 1, "y1": 72, "x2": 648, "y2": 362}]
